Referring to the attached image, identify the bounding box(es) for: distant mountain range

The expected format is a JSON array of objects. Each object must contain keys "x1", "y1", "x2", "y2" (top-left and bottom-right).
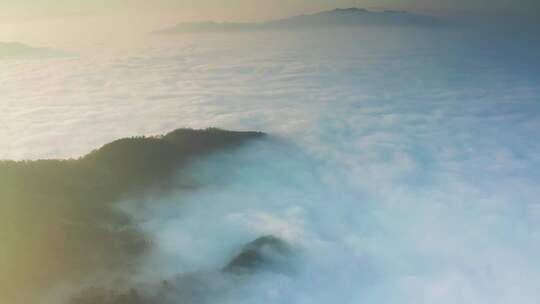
[{"x1": 157, "y1": 8, "x2": 444, "y2": 34}]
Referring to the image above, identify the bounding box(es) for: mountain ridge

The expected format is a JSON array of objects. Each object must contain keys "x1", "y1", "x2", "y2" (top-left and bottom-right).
[
  {"x1": 157, "y1": 7, "x2": 444, "y2": 34},
  {"x1": 0, "y1": 128, "x2": 265, "y2": 304},
  {"x1": 0, "y1": 42, "x2": 64, "y2": 59}
]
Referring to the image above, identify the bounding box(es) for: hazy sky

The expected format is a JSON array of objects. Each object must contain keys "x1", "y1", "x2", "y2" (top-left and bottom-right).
[
  {"x1": 0, "y1": 0, "x2": 538, "y2": 47},
  {"x1": 2, "y1": 0, "x2": 539, "y2": 22}
]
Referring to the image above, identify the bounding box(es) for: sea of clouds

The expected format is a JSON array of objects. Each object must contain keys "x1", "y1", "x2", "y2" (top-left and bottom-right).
[{"x1": 2, "y1": 27, "x2": 540, "y2": 303}]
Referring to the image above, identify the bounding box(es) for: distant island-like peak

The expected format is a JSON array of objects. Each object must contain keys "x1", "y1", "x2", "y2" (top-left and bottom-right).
[{"x1": 156, "y1": 7, "x2": 444, "y2": 34}]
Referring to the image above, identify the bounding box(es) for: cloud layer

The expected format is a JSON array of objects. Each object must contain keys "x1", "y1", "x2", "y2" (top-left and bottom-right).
[{"x1": 2, "y1": 27, "x2": 540, "y2": 303}]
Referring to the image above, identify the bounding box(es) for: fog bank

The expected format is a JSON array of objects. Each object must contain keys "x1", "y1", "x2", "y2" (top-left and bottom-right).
[{"x1": 2, "y1": 26, "x2": 540, "y2": 303}]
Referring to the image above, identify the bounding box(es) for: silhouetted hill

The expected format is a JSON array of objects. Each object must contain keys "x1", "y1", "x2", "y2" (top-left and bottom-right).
[
  {"x1": 69, "y1": 236, "x2": 293, "y2": 304},
  {"x1": 0, "y1": 128, "x2": 264, "y2": 304},
  {"x1": 0, "y1": 42, "x2": 64, "y2": 59},
  {"x1": 223, "y1": 235, "x2": 292, "y2": 274},
  {"x1": 157, "y1": 7, "x2": 443, "y2": 33}
]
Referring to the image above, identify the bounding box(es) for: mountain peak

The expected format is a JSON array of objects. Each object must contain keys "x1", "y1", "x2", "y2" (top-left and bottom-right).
[{"x1": 332, "y1": 8, "x2": 368, "y2": 13}]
